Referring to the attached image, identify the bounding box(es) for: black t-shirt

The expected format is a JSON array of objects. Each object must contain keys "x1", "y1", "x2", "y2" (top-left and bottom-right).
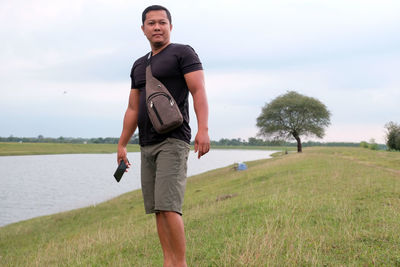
[{"x1": 130, "y1": 43, "x2": 203, "y2": 146}]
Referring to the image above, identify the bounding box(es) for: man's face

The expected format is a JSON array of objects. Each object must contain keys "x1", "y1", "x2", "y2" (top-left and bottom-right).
[{"x1": 141, "y1": 10, "x2": 172, "y2": 49}]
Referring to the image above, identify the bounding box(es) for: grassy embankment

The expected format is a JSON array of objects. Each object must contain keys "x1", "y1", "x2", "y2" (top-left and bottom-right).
[
  {"x1": 1, "y1": 147, "x2": 400, "y2": 266},
  {"x1": 0, "y1": 142, "x2": 291, "y2": 156}
]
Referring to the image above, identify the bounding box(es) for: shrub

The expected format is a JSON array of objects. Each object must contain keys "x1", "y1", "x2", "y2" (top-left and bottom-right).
[
  {"x1": 369, "y1": 143, "x2": 378, "y2": 150},
  {"x1": 367, "y1": 138, "x2": 378, "y2": 150},
  {"x1": 360, "y1": 141, "x2": 368, "y2": 149},
  {"x1": 385, "y1": 122, "x2": 400, "y2": 151}
]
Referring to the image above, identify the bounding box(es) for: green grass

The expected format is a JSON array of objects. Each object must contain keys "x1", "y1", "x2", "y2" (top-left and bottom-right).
[
  {"x1": 0, "y1": 142, "x2": 140, "y2": 156},
  {"x1": 1, "y1": 147, "x2": 400, "y2": 266},
  {"x1": 210, "y1": 145, "x2": 295, "y2": 151},
  {"x1": 0, "y1": 142, "x2": 286, "y2": 156}
]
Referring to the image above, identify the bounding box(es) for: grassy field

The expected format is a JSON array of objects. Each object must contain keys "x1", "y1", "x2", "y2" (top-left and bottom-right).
[
  {"x1": 0, "y1": 142, "x2": 141, "y2": 156},
  {"x1": 207, "y1": 145, "x2": 295, "y2": 151},
  {"x1": 1, "y1": 147, "x2": 399, "y2": 266},
  {"x1": 0, "y1": 142, "x2": 288, "y2": 156}
]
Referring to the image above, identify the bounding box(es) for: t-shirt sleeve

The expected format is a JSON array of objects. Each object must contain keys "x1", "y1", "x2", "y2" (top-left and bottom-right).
[
  {"x1": 130, "y1": 59, "x2": 143, "y2": 90},
  {"x1": 130, "y1": 65, "x2": 135, "y2": 89},
  {"x1": 179, "y1": 45, "x2": 203, "y2": 75}
]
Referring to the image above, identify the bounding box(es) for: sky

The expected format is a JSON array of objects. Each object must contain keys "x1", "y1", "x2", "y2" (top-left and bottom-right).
[{"x1": 1, "y1": 0, "x2": 399, "y2": 144}]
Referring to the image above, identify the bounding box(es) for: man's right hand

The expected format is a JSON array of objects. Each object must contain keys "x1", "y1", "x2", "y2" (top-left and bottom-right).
[{"x1": 117, "y1": 146, "x2": 130, "y2": 170}]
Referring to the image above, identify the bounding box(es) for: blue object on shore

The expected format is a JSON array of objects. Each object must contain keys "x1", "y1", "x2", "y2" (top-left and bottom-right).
[{"x1": 237, "y1": 162, "x2": 247, "y2": 171}]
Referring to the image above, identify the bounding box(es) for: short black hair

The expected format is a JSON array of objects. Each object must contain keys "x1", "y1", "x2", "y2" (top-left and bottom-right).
[{"x1": 142, "y1": 5, "x2": 172, "y2": 25}]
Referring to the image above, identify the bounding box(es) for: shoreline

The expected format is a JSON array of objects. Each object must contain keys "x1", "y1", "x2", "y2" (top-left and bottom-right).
[
  {"x1": 0, "y1": 142, "x2": 287, "y2": 156},
  {"x1": 0, "y1": 150, "x2": 279, "y2": 227}
]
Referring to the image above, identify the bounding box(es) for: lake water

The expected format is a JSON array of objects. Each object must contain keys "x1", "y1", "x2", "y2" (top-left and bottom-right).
[{"x1": 0, "y1": 149, "x2": 276, "y2": 226}]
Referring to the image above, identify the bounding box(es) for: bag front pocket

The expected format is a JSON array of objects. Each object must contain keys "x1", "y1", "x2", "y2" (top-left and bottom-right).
[
  {"x1": 147, "y1": 92, "x2": 183, "y2": 134},
  {"x1": 150, "y1": 100, "x2": 164, "y2": 125}
]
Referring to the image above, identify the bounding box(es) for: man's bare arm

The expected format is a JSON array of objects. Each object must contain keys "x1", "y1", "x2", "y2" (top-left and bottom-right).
[
  {"x1": 185, "y1": 70, "x2": 210, "y2": 159},
  {"x1": 117, "y1": 89, "x2": 140, "y2": 165}
]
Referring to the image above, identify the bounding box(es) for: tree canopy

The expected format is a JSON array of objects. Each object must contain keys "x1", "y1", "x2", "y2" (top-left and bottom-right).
[{"x1": 256, "y1": 91, "x2": 331, "y2": 152}]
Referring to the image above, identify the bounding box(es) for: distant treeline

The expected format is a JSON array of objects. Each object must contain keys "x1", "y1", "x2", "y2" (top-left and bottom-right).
[
  {"x1": 1, "y1": 135, "x2": 383, "y2": 148},
  {"x1": 210, "y1": 137, "x2": 368, "y2": 148}
]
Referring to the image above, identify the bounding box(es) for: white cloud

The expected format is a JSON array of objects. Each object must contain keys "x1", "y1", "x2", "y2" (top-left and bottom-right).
[
  {"x1": 1, "y1": 0, "x2": 399, "y2": 142},
  {"x1": 202, "y1": 65, "x2": 398, "y2": 143},
  {"x1": 324, "y1": 123, "x2": 386, "y2": 143},
  {"x1": 0, "y1": 0, "x2": 84, "y2": 31},
  {"x1": 0, "y1": 81, "x2": 129, "y2": 114}
]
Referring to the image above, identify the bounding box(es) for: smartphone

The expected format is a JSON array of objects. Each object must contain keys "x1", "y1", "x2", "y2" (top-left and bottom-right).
[{"x1": 114, "y1": 159, "x2": 129, "y2": 182}]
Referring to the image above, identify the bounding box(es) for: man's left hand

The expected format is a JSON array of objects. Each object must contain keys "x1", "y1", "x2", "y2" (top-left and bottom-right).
[{"x1": 194, "y1": 130, "x2": 210, "y2": 159}]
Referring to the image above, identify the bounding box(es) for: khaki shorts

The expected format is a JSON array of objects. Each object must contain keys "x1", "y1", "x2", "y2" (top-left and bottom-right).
[{"x1": 140, "y1": 138, "x2": 190, "y2": 215}]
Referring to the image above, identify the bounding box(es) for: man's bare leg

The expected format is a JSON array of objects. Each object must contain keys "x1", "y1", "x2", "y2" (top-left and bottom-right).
[
  {"x1": 156, "y1": 212, "x2": 174, "y2": 267},
  {"x1": 156, "y1": 211, "x2": 187, "y2": 267}
]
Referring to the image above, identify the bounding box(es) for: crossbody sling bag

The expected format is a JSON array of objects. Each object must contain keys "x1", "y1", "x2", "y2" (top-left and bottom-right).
[{"x1": 146, "y1": 52, "x2": 183, "y2": 134}]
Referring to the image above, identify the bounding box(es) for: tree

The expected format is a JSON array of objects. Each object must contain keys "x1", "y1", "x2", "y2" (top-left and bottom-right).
[
  {"x1": 256, "y1": 91, "x2": 331, "y2": 152},
  {"x1": 385, "y1": 121, "x2": 400, "y2": 151}
]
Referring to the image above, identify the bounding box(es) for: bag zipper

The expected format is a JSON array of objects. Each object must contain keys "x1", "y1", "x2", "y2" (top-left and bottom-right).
[
  {"x1": 150, "y1": 101, "x2": 164, "y2": 125},
  {"x1": 148, "y1": 92, "x2": 174, "y2": 104}
]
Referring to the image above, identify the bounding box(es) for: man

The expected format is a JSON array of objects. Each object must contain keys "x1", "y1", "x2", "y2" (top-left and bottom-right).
[{"x1": 117, "y1": 5, "x2": 209, "y2": 267}]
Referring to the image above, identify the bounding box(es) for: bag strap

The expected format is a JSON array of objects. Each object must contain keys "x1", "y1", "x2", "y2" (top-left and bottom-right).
[
  {"x1": 145, "y1": 52, "x2": 174, "y2": 98},
  {"x1": 146, "y1": 52, "x2": 152, "y2": 66},
  {"x1": 146, "y1": 52, "x2": 154, "y2": 78}
]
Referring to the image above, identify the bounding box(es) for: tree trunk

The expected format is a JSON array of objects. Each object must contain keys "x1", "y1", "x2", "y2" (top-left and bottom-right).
[{"x1": 293, "y1": 134, "x2": 302, "y2": 153}]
